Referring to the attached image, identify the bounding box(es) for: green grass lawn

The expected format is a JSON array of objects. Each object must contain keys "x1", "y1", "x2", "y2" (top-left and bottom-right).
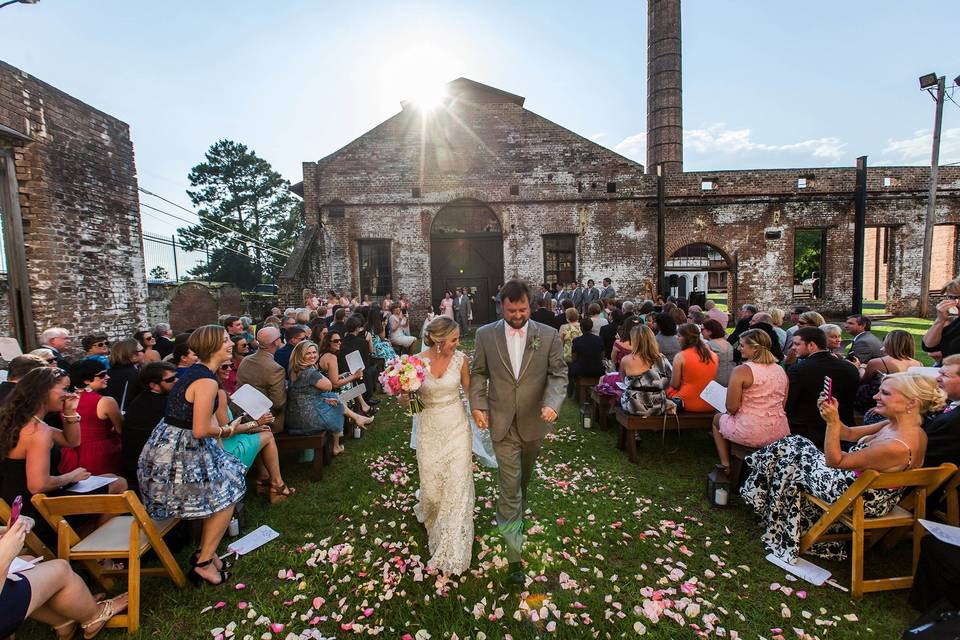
[{"x1": 16, "y1": 337, "x2": 928, "y2": 640}]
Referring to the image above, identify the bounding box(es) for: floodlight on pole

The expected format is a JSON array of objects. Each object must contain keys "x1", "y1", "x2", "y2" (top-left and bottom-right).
[
  {"x1": 917, "y1": 73, "x2": 947, "y2": 318},
  {"x1": 0, "y1": 0, "x2": 37, "y2": 8},
  {"x1": 918, "y1": 73, "x2": 939, "y2": 90}
]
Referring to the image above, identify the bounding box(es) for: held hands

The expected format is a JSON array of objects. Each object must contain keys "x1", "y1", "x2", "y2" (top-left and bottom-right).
[
  {"x1": 541, "y1": 406, "x2": 558, "y2": 423},
  {"x1": 472, "y1": 409, "x2": 489, "y2": 430}
]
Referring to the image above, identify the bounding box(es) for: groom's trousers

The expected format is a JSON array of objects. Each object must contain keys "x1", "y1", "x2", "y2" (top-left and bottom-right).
[{"x1": 493, "y1": 420, "x2": 543, "y2": 563}]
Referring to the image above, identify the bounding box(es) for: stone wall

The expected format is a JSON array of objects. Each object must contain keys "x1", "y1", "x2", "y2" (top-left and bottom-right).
[
  {"x1": 147, "y1": 282, "x2": 278, "y2": 332},
  {"x1": 0, "y1": 60, "x2": 147, "y2": 350}
]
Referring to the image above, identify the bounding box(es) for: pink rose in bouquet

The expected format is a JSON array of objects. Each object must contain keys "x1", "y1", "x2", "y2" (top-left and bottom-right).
[{"x1": 377, "y1": 354, "x2": 427, "y2": 414}]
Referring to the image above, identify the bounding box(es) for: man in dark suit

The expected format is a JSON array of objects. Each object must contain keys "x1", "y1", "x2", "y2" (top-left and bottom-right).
[
  {"x1": 537, "y1": 284, "x2": 553, "y2": 307},
  {"x1": 844, "y1": 314, "x2": 883, "y2": 364},
  {"x1": 569, "y1": 318, "x2": 605, "y2": 394},
  {"x1": 923, "y1": 354, "x2": 960, "y2": 467},
  {"x1": 727, "y1": 304, "x2": 757, "y2": 345},
  {"x1": 785, "y1": 327, "x2": 859, "y2": 449},
  {"x1": 531, "y1": 298, "x2": 556, "y2": 328},
  {"x1": 274, "y1": 324, "x2": 307, "y2": 375},
  {"x1": 582, "y1": 279, "x2": 600, "y2": 312}
]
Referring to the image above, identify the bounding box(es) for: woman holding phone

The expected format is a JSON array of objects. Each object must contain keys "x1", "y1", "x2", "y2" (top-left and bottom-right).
[{"x1": 923, "y1": 277, "x2": 960, "y2": 362}]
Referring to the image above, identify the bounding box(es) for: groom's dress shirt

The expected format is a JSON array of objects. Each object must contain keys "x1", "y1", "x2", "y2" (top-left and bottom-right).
[{"x1": 505, "y1": 321, "x2": 527, "y2": 379}]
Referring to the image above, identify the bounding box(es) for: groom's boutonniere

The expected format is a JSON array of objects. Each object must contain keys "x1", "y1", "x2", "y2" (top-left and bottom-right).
[{"x1": 529, "y1": 336, "x2": 541, "y2": 352}]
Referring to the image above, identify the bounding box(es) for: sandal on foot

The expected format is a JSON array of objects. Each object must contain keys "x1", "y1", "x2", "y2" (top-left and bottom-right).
[
  {"x1": 190, "y1": 550, "x2": 233, "y2": 570},
  {"x1": 54, "y1": 620, "x2": 78, "y2": 640},
  {"x1": 269, "y1": 483, "x2": 296, "y2": 504},
  {"x1": 188, "y1": 558, "x2": 230, "y2": 586},
  {"x1": 81, "y1": 593, "x2": 129, "y2": 638}
]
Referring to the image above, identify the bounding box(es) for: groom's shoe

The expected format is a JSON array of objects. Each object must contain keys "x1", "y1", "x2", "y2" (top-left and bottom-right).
[{"x1": 506, "y1": 562, "x2": 525, "y2": 586}]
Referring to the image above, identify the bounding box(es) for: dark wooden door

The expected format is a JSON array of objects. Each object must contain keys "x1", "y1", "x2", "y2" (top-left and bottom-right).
[{"x1": 430, "y1": 233, "x2": 503, "y2": 325}]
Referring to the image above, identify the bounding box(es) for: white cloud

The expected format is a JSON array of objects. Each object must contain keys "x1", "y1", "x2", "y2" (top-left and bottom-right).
[
  {"x1": 882, "y1": 127, "x2": 960, "y2": 164},
  {"x1": 589, "y1": 132, "x2": 608, "y2": 142},
  {"x1": 613, "y1": 122, "x2": 848, "y2": 168}
]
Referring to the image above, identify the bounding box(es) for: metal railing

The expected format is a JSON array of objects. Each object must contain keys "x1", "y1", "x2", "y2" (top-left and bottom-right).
[{"x1": 142, "y1": 232, "x2": 207, "y2": 282}]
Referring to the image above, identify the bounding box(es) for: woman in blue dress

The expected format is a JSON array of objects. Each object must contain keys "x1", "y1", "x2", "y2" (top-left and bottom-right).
[
  {"x1": 286, "y1": 341, "x2": 351, "y2": 455},
  {"x1": 138, "y1": 325, "x2": 246, "y2": 586}
]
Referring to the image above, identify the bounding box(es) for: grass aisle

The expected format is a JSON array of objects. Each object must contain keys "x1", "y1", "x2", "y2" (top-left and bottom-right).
[{"x1": 19, "y1": 354, "x2": 919, "y2": 639}]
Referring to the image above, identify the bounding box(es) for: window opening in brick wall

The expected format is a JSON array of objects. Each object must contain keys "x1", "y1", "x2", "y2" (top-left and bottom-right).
[
  {"x1": 701, "y1": 179, "x2": 716, "y2": 191},
  {"x1": 797, "y1": 178, "x2": 808, "y2": 189},
  {"x1": 883, "y1": 176, "x2": 901, "y2": 188},
  {"x1": 794, "y1": 229, "x2": 826, "y2": 300},
  {"x1": 606, "y1": 182, "x2": 617, "y2": 193},
  {"x1": 509, "y1": 184, "x2": 519, "y2": 196},
  {"x1": 577, "y1": 181, "x2": 583, "y2": 193},
  {"x1": 326, "y1": 201, "x2": 345, "y2": 218},
  {"x1": 412, "y1": 187, "x2": 421, "y2": 198},
  {"x1": 543, "y1": 234, "x2": 577, "y2": 286},
  {"x1": 358, "y1": 240, "x2": 392, "y2": 298}
]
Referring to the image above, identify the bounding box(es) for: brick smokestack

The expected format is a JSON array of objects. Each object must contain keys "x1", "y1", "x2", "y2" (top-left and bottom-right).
[{"x1": 646, "y1": 0, "x2": 683, "y2": 174}]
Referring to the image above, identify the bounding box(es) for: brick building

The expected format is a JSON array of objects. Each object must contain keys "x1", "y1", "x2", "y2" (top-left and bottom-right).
[
  {"x1": 280, "y1": 0, "x2": 960, "y2": 321},
  {"x1": 0, "y1": 60, "x2": 147, "y2": 349}
]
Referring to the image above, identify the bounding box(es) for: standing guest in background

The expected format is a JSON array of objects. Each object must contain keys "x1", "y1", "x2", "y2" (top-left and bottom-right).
[
  {"x1": 309, "y1": 320, "x2": 328, "y2": 347},
  {"x1": 559, "y1": 308, "x2": 582, "y2": 365},
  {"x1": 80, "y1": 334, "x2": 110, "y2": 369},
  {"x1": 440, "y1": 290, "x2": 455, "y2": 320},
  {"x1": 122, "y1": 362, "x2": 177, "y2": 488},
  {"x1": 768, "y1": 308, "x2": 788, "y2": 351},
  {"x1": 388, "y1": 304, "x2": 417, "y2": 354},
  {"x1": 712, "y1": 329, "x2": 789, "y2": 473},
  {"x1": 702, "y1": 319, "x2": 735, "y2": 386},
  {"x1": 138, "y1": 325, "x2": 247, "y2": 586},
  {"x1": 845, "y1": 314, "x2": 883, "y2": 364},
  {"x1": 537, "y1": 284, "x2": 553, "y2": 307},
  {"x1": 530, "y1": 298, "x2": 555, "y2": 327},
  {"x1": 274, "y1": 324, "x2": 307, "y2": 374},
  {"x1": 454, "y1": 289, "x2": 472, "y2": 336},
  {"x1": 727, "y1": 304, "x2": 757, "y2": 345},
  {"x1": 568, "y1": 318, "x2": 605, "y2": 394},
  {"x1": 600, "y1": 278, "x2": 616, "y2": 301},
  {"x1": 667, "y1": 323, "x2": 719, "y2": 413},
  {"x1": 784, "y1": 327, "x2": 859, "y2": 449},
  {"x1": 103, "y1": 338, "x2": 144, "y2": 410},
  {"x1": 39, "y1": 328, "x2": 72, "y2": 369},
  {"x1": 329, "y1": 307, "x2": 348, "y2": 336},
  {"x1": 341, "y1": 316, "x2": 379, "y2": 405},
  {"x1": 492, "y1": 284, "x2": 503, "y2": 318},
  {"x1": 556, "y1": 282, "x2": 571, "y2": 308},
  {"x1": 923, "y1": 278, "x2": 960, "y2": 361},
  {"x1": 704, "y1": 299, "x2": 729, "y2": 328},
  {"x1": 653, "y1": 312, "x2": 681, "y2": 362},
  {"x1": 223, "y1": 316, "x2": 244, "y2": 340},
  {"x1": 236, "y1": 326, "x2": 288, "y2": 433},
  {"x1": 419, "y1": 306, "x2": 437, "y2": 345},
  {"x1": 134, "y1": 329, "x2": 161, "y2": 364},
  {"x1": 571, "y1": 280, "x2": 585, "y2": 314},
  {"x1": 0, "y1": 355, "x2": 46, "y2": 405},
  {"x1": 583, "y1": 279, "x2": 600, "y2": 313},
  {"x1": 60, "y1": 359, "x2": 122, "y2": 476},
  {"x1": 855, "y1": 329, "x2": 922, "y2": 415}
]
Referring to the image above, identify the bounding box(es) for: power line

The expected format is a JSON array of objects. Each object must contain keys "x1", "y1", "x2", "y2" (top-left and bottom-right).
[
  {"x1": 139, "y1": 187, "x2": 292, "y2": 258},
  {"x1": 139, "y1": 209, "x2": 279, "y2": 268}
]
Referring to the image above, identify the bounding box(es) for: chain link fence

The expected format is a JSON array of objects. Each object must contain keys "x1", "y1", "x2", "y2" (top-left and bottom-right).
[{"x1": 142, "y1": 232, "x2": 208, "y2": 282}]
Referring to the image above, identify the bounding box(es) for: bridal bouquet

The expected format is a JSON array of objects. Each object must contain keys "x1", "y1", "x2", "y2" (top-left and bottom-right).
[{"x1": 378, "y1": 354, "x2": 427, "y2": 414}]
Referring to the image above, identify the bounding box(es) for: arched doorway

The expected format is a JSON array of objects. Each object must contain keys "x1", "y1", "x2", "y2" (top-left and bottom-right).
[
  {"x1": 430, "y1": 199, "x2": 504, "y2": 325},
  {"x1": 665, "y1": 243, "x2": 733, "y2": 314}
]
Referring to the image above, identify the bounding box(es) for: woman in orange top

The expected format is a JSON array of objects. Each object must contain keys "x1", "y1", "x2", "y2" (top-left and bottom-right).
[{"x1": 667, "y1": 323, "x2": 719, "y2": 412}]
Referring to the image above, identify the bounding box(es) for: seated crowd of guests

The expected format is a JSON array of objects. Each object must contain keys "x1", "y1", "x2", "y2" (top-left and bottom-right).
[{"x1": 0, "y1": 294, "x2": 402, "y2": 635}]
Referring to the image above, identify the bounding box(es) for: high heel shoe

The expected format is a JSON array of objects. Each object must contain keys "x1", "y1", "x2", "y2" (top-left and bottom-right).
[
  {"x1": 190, "y1": 550, "x2": 233, "y2": 571},
  {"x1": 189, "y1": 557, "x2": 231, "y2": 586}
]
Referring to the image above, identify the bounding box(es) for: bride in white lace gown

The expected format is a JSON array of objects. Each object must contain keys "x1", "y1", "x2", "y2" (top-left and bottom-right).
[{"x1": 411, "y1": 319, "x2": 476, "y2": 575}]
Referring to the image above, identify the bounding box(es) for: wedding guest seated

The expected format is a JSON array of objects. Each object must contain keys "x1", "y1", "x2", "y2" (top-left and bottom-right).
[
  {"x1": 0, "y1": 367, "x2": 126, "y2": 548},
  {"x1": 60, "y1": 360, "x2": 122, "y2": 476},
  {"x1": 712, "y1": 329, "x2": 789, "y2": 473},
  {"x1": 845, "y1": 314, "x2": 883, "y2": 364},
  {"x1": 599, "y1": 308, "x2": 623, "y2": 357},
  {"x1": 286, "y1": 340, "x2": 347, "y2": 455},
  {"x1": 568, "y1": 318, "x2": 605, "y2": 392},
  {"x1": 79, "y1": 334, "x2": 110, "y2": 369},
  {"x1": 702, "y1": 319, "x2": 734, "y2": 386},
  {"x1": 768, "y1": 308, "x2": 788, "y2": 351},
  {"x1": 171, "y1": 338, "x2": 198, "y2": 374},
  {"x1": 704, "y1": 299, "x2": 729, "y2": 327},
  {"x1": 530, "y1": 298, "x2": 555, "y2": 327},
  {"x1": 134, "y1": 329, "x2": 161, "y2": 364},
  {"x1": 783, "y1": 305, "x2": 811, "y2": 344},
  {"x1": 103, "y1": 339, "x2": 144, "y2": 410},
  {"x1": 727, "y1": 304, "x2": 757, "y2": 344},
  {"x1": 274, "y1": 324, "x2": 307, "y2": 374},
  {"x1": 340, "y1": 316, "x2": 379, "y2": 404},
  {"x1": 620, "y1": 325, "x2": 673, "y2": 416},
  {"x1": 740, "y1": 372, "x2": 940, "y2": 563},
  {"x1": 653, "y1": 312, "x2": 681, "y2": 362},
  {"x1": 819, "y1": 323, "x2": 845, "y2": 357},
  {"x1": 214, "y1": 362, "x2": 293, "y2": 503},
  {"x1": 746, "y1": 312, "x2": 785, "y2": 362},
  {"x1": 328, "y1": 307, "x2": 348, "y2": 336},
  {"x1": 636, "y1": 300, "x2": 655, "y2": 323},
  {"x1": 388, "y1": 304, "x2": 417, "y2": 354},
  {"x1": 612, "y1": 317, "x2": 643, "y2": 371},
  {"x1": 667, "y1": 323, "x2": 719, "y2": 412},
  {"x1": 923, "y1": 354, "x2": 960, "y2": 467},
  {"x1": 153, "y1": 323, "x2": 175, "y2": 359},
  {"x1": 236, "y1": 326, "x2": 287, "y2": 433},
  {"x1": 318, "y1": 332, "x2": 375, "y2": 421},
  {"x1": 221, "y1": 335, "x2": 248, "y2": 394},
  {"x1": 138, "y1": 325, "x2": 247, "y2": 586},
  {"x1": 785, "y1": 327, "x2": 859, "y2": 449},
  {"x1": 668, "y1": 306, "x2": 687, "y2": 327},
  {"x1": 0, "y1": 519, "x2": 128, "y2": 639},
  {"x1": 559, "y1": 308, "x2": 582, "y2": 365},
  {"x1": 29, "y1": 348, "x2": 57, "y2": 367},
  {"x1": 38, "y1": 328, "x2": 72, "y2": 369},
  {"x1": 0, "y1": 355, "x2": 46, "y2": 405},
  {"x1": 586, "y1": 303, "x2": 607, "y2": 336},
  {"x1": 854, "y1": 329, "x2": 922, "y2": 414},
  {"x1": 122, "y1": 362, "x2": 177, "y2": 488},
  {"x1": 366, "y1": 312, "x2": 397, "y2": 362}
]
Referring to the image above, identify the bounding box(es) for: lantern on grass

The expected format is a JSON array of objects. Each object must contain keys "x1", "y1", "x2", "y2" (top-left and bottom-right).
[
  {"x1": 706, "y1": 467, "x2": 731, "y2": 507},
  {"x1": 579, "y1": 401, "x2": 592, "y2": 429}
]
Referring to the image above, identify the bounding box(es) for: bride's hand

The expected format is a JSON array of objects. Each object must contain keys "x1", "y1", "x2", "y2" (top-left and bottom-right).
[{"x1": 472, "y1": 409, "x2": 488, "y2": 429}]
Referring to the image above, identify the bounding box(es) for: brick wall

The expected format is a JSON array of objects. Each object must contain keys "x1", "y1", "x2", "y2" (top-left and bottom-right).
[
  {"x1": 0, "y1": 60, "x2": 147, "y2": 351},
  {"x1": 280, "y1": 79, "x2": 960, "y2": 320}
]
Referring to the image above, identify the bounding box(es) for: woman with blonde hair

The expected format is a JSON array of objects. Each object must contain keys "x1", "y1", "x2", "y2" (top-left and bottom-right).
[
  {"x1": 768, "y1": 308, "x2": 787, "y2": 350},
  {"x1": 741, "y1": 371, "x2": 942, "y2": 562},
  {"x1": 855, "y1": 329, "x2": 923, "y2": 414},
  {"x1": 923, "y1": 277, "x2": 960, "y2": 360},
  {"x1": 712, "y1": 329, "x2": 789, "y2": 473},
  {"x1": 667, "y1": 323, "x2": 719, "y2": 413},
  {"x1": 559, "y1": 307, "x2": 582, "y2": 364},
  {"x1": 286, "y1": 340, "x2": 350, "y2": 455},
  {"x1": 138, "y1": 325, "x2": 247, "y2": 586},
  {"x1": 619, "y1": 325, "x2": 673, "y2": 416},
  {"x1": 798, "y1": 310, "x2": 825, "y2": 328}
]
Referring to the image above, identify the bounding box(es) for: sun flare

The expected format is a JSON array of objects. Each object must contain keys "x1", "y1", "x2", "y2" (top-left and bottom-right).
[{"x1": 377, "y1": 42, "x2": 463, "y2": 110}]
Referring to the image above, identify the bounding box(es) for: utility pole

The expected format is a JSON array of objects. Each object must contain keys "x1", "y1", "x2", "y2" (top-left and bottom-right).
[
  {"x1": 918, "y1": 75, "x2": 945, "y2": 318},
  {"x1": 656, "y1": 163, "x2": 666, "y2": 297},
  {"x1": 852, "y1": 156, "x2": 867, "y2": 314}
]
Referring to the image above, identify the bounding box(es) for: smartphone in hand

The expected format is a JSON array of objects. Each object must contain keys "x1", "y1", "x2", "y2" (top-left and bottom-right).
[
  {"x1": 9, "y1": 495, "x2": 22, "y2": 527},
  {"x1": 822, "y1": 376, "x2": 833, "y2": 402}
]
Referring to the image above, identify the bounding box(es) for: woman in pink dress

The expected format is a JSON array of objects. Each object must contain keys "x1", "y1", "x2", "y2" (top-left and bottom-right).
[
  {"x1": 711, "y1": 328, "x2": 789, "y2": 473},
  {"x1": 60, "y1": 359, "x2": 123, "y2": 476},
  {"x1": 439, "y1": 291, "x2": 455, "y2": 320}
]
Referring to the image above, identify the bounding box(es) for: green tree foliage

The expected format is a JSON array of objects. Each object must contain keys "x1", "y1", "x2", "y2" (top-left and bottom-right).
[
  {"x1": 178, "y1": 140, "x2": 301, "y2": 285},
  {"x1": 794, "y1": 229, "x2": 823, "y2": 283},
  {"x1": 149, "y1": 265, "x2": 171, "y2": 281}
]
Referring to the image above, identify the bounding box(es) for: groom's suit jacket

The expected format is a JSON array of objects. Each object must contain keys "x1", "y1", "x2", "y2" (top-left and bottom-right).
[{"x1": 469, "y1": 319, "x2": 567, "y2": 443}]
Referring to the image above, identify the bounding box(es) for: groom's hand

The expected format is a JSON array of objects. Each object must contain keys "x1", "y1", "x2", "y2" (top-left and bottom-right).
[
  {"x1": 541, "y1": 406, "x2": 558, "y2": 423},
  {"x1": 472, "y1": 409, "x2": 489, "y2": 429}
]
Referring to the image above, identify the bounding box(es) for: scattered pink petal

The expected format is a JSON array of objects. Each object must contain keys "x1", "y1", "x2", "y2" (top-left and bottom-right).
[
  {"x1": 234, "y1": 583, "x2": 245, "y2": 590},
  {"x1": 270, "y1": 623, "x2": 285, "y2": 633},
  {"x1": 214, "y1": 601, "x2": 226, "y2": 609}
]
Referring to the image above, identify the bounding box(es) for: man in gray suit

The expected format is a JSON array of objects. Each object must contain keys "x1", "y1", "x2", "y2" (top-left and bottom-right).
[
  {"x1": 582, "y1": 279, "x2": 600, "y2": 311},
  {"x1": 570, "y1": 280, "x2": 584, "y2": 313},
  {"x1": 844, "y1": 314, "x2": 883, "y2": 364},
  {"x1": 469, "y1": 280, "x2": 567, "y2": 586},
  {"x1": 454, "y1": 288, "x2": 472, "y2": 335},
  {"x1": 236, "y1": 326, "x2": 287, "y2": 432},
  {"x1": 492, "y1": 283, "x2": 503, "y2": 318},
  {"x1": 600, "y1": 277, "x2": 616, "y2": 301}
]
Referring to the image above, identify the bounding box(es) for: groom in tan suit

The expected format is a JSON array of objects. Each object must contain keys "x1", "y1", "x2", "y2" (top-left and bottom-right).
[{"x1": 469, "y1": 279, "x2": 567, "y2": 585}]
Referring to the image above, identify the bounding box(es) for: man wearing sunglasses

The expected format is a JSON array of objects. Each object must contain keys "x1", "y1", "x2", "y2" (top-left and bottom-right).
[{"x1": 121, "y1": 362, "x2": 178, "y2": 487}]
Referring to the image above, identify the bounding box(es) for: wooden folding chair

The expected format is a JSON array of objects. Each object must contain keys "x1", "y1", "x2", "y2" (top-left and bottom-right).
[
  {"x1": 0, "y1": 497, "x2": 54, "y2": 561},
  {"x1": 31, "y1": 490, "x2": 187, "y2": 633},
  {"x1": 932, "y1": 469, "x2": 960, "y2": 526},
  {"x1": 799, "y1": 463, "x2": 957, "y2": 598}
]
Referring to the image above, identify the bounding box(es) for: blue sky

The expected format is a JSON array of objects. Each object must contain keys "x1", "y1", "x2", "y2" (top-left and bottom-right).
[{"x1": 2, "y1": 0, "x2": 959, "y2": 238}]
